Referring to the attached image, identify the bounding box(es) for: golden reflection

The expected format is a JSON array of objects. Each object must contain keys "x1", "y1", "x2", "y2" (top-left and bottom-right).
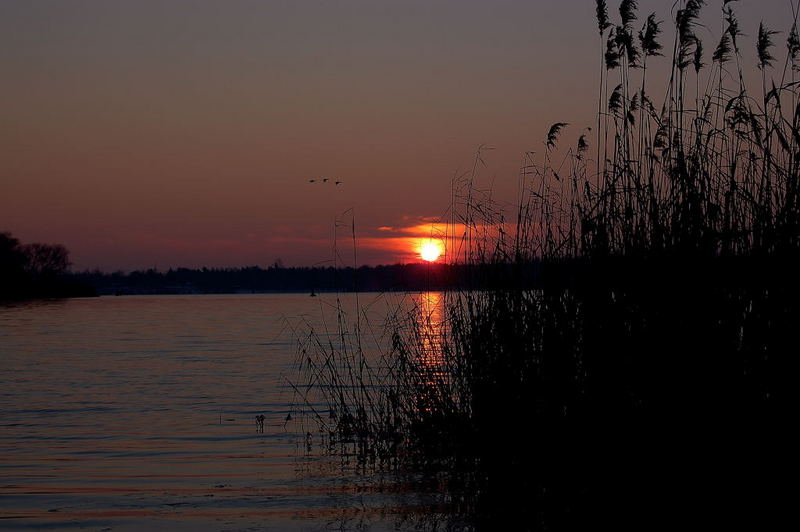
[{"x1": 411, "y1": 292, "x2": 449, "y2": 401}]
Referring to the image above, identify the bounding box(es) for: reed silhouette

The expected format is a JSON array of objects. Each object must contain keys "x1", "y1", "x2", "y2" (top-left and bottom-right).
[{"x1": 293, "y1": 1, "x2": 796, "y2": 529}]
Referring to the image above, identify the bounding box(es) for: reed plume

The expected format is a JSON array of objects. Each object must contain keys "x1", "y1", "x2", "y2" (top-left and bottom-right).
[
  {"x1": 713, "y1": 32, "x2": 733, "y2": 63},
  {"x1": 546, "y1": 122, "x2": 569, "y2": 150},
  {"x1": 595, "y1": 0, "x2": 611, "y2": 35},
  {"x1": 639, "y1": 13, "x2": 663, "y2": 58},
  {"x1": 619, "y1": 0, "x2": 637, "y2": 29},
  {"x1": 788, "y1": 24, "x2": 800, "y2": 64},
  {"x1": 758, "y1": 22, "x2": 779, "y2": 70}
]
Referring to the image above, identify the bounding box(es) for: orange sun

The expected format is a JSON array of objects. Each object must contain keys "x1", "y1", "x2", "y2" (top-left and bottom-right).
[{"x1": 419, "y1": 240, "x2": 443, "y2": 262}]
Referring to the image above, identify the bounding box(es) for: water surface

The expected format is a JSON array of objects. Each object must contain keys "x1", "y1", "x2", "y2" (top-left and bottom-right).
[{"x1": 0, "y1": 293, "x2": 430, "y2": 531}]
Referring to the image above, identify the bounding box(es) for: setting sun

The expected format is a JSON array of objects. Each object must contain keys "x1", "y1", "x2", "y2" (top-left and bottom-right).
[{"x1": 419, "y1": 240, "x2": 443, "y2": 262}]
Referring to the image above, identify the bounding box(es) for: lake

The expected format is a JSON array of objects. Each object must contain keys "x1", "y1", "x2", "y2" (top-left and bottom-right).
[{"x1": 0, "y1": 293, "x2": 441, "y2": 531}]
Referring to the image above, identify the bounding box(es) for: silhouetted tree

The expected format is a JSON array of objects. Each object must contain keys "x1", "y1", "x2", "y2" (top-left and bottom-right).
[
  {"x1": 1, "y1": 232, "x2": 91, "y2": 299},
  {"x1": 0, "y1": 232, "x2": 26, "y2": 271},
  {"x1": 22, "y1": 243, "x2": 70, "y2": 278},
  {"x1": 0, "y1": 232, "x2": 29, "y2": 297}
]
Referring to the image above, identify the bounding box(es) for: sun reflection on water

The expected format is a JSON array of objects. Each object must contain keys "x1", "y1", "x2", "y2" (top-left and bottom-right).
[{"x1": 409, "y1": 292, "x2": 451, "y2": 408}]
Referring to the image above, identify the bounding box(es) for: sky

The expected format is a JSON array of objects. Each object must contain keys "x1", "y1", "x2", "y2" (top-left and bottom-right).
[{"x1": 0, "y1": 0, "x2": 793, "y2": 271}]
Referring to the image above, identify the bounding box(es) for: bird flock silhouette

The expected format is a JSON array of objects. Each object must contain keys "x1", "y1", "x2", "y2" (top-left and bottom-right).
[{"x1": 308, "y1": 178, "x2": 343, "y2": 185}]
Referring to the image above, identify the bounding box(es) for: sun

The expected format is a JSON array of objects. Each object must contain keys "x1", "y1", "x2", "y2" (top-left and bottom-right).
[{"x1": 419, "y1": 240, "x2": 443, "y2": 262}]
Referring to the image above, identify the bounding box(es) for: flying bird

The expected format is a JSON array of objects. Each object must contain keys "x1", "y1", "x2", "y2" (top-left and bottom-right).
[
  {"x1": 322, "y1": 178, "x2": 329, "y2": 182},
  {"x1": 335, "y1": 180, "x2": 342, "y2": 185},
  {"x1": 308, "y1": 179, "x2": 315, "y2": 183}
]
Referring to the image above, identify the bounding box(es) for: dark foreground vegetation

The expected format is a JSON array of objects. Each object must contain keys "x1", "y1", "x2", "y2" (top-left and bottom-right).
[
  {"x1": 0, "y1": 232, "x2": 95, "y2": 300},
  {"x1": 294, "y1": 2, "x2": 797, "y2": 529}
]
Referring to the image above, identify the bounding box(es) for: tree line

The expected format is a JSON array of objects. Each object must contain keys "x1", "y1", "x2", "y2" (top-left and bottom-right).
[{"x1": 72, "y1": 262, "x2": 538, "y2": 295}]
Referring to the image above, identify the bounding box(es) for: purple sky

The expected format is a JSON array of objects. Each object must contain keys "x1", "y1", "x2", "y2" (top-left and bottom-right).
[{"x1": 0, "y1": 0, "x2": 792, "y2": 271}]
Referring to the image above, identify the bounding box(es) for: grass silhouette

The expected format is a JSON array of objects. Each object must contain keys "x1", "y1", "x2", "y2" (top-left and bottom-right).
[{"x1": 292, "y1": 1, "x2": 796, "y2": 529}]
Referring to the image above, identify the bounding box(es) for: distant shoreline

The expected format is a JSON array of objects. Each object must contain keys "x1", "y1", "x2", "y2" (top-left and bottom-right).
[
  {"x1": 65, "y1": 255, "x2": 795, "y2": 298},
  {"x1": 68, "y1": 263, "x2": 486, "y2": 296}
]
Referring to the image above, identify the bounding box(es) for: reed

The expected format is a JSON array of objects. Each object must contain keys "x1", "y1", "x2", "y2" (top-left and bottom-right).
[{"x1": 292, "y1": 1, "x2": 797, "y2": 528}]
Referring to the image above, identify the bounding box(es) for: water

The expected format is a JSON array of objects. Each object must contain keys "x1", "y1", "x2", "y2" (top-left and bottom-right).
[{"x1": 0, "y1": 293, "x2": 432, "y2": 531}]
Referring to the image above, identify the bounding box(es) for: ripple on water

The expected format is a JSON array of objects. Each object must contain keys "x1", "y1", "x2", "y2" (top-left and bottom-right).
[{"x1": 0, "y1": 294, "x2": 424, "y2": 531}]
